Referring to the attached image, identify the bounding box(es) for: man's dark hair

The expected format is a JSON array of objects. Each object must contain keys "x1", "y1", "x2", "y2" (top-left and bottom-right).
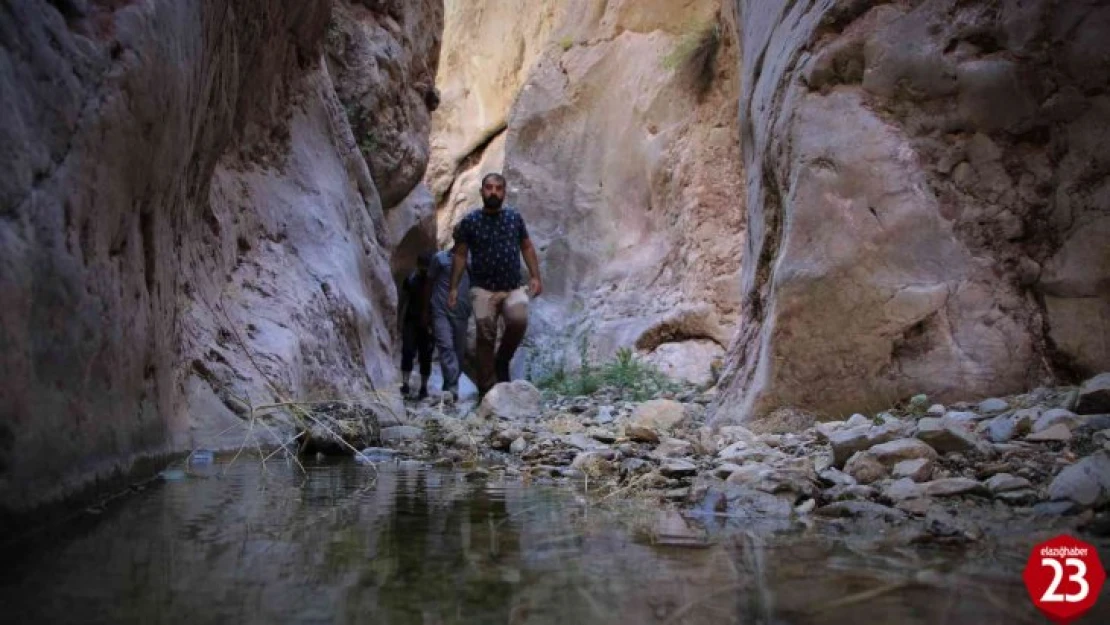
[{"x1": 481, "y1": 172, "x2": 506, "y2": 187}]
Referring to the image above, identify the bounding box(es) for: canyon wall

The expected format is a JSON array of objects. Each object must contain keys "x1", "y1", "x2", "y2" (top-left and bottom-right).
[
  {"x1": 428, "y1": 0, "x2": 746, "y2": 386},
  {"x1": 0, "y1": 0, "x2": 441, "y2": 519},
  {"x1": 6, "y1": 0, "x2": 1106, "y2": 521},
  {"x1": 712, "y1": 0, "x2": 1110, "y2": 425}
]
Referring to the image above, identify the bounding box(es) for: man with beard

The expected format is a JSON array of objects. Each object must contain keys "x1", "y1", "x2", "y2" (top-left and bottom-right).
[{"x1": 447, "y1": 173, "x2": 543, "y2": 400}]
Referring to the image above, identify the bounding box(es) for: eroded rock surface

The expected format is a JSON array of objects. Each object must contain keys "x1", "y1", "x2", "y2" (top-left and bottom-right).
[
  {"x1": 0, "y1": 0, "x2": 442, "y2": 518},
  {"x1": 712, "y1": 0, "x2": 1110, "y2": 425},
  {"x1": 427, "y1": 0, "x2": 745, "y2": 386}
]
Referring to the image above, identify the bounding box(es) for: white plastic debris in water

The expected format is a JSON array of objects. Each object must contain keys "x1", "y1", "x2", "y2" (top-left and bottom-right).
[
  {"x1": 355, "y1": 447, "x2": 403, "y2": 464},
  {"x1": 160, "y1": 469, "x2": 187, "y2": 482}
]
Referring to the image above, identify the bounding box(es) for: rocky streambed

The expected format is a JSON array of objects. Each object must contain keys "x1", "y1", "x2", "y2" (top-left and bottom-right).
[
  {"x1": 355, "y1": 372, "x2": 1110, "y2": 543},
  {"x1": 11, "y1": 371, "x2": 1107, "y2": 623}
]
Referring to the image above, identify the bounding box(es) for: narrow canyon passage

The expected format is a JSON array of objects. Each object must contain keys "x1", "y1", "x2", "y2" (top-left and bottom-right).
[
  {"x1": 1, "y1": 1, "x2": 1109, "y2": 623},
  {"x1": 422, "y1": 0, "x2": 745, "y2": 391}
]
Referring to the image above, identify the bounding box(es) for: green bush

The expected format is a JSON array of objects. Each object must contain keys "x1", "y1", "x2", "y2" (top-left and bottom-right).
[{"x1": 533, "y1": 338, "x2": 679, "y2": 401}]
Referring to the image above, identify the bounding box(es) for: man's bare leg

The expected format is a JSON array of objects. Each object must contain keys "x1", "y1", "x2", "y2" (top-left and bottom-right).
[
  {"x1": 471, "y1": 288, "x2": 499, "y2": 396},
  {"x1": 496, "y1": 288, "x2": 530, "y2": 383}
]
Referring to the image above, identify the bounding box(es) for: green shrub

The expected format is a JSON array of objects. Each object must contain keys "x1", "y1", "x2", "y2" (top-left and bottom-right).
[
  {"x1": 908, "y1": 393, "x2": 929, "y2": 414},
  {"x1": 533, "y1": 338, "x2": 680, "y2": 401}
]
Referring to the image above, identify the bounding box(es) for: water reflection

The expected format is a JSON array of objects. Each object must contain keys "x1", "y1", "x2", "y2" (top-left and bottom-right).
[{"x1": 0, "y1": 456, "x2": 1106, "y2": 624}]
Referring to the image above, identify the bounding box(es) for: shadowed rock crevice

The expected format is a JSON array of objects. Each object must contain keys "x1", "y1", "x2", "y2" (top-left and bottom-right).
[
  {"x1": 634, "y1": 307, "x2": 729, "y2": 353},
  {"x1": 747, "y1": 167, "x2": 785, "y2": 326},
  {"x1": 435, "y1": 122, "x2": 508, "y2": 208},
  {"x1": 889, "y1": 311, "x2": 941, "y2": 365},
  {"x1": 389, "y1": 211, "x2": 437, "y2": 286}
]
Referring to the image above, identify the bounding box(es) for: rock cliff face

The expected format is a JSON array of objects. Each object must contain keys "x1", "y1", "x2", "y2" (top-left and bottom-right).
[
  {"x1": 0, "y1": 0, "x2": 441, "y2": 518},
  {"x1": 428, "y1": 0, "x2": 745, "y2": 385},
  {"x1": 6, "y1": 0, "x2": 1106, "y2": 517},
  {"x1": 712, "y1": 0, "x2": 1110, "y2": 424}
]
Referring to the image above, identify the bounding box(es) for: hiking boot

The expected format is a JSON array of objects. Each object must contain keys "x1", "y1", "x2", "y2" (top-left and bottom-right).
[
  {"x1": 400, "y1": 383, "x2": 411, "y2": 397},
  {"x1": 417, "y1": 386, "x2": 429, "y2": 400},
  {"x1": 495, "y1": 358, "x2": 511, "y2": 384}
]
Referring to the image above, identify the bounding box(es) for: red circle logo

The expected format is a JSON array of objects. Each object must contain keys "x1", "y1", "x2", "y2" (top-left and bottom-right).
[{"x1": 1023, "y1": 534, "x2": 1106, "y2": 624}]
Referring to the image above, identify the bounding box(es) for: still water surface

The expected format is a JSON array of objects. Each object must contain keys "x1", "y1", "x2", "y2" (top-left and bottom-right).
[{"x1": 1, "y1": 454, "x2": 1106, "y2": 624}]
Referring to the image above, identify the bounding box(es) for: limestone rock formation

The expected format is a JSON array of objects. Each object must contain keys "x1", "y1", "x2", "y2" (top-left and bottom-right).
[
  {"x1": 426, "y1": 0, "x2": 560, "y2": 209},
  {"x1": 712, "y1": 0, "x2": 1110, "y2": 425},
  {"x1": 0, "y1": 0, "x2": 442, "y2": 519},
  {"x1": 428, "y1": 0, "x2": 745, "y2": 385},
  {"x1": 327, "y1": 0, "x2": 441, "y2": 211}
]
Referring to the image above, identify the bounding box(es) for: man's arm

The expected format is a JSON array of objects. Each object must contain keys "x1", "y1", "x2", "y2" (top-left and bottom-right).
[
  {"x1": 448, "y1": 242, "x2": 467, "y2": 308},
  {"x1": 517, "y1": 213, "x2": 543, "y2": 297},
  {"x1": 521, "y1": 237, "x2": 543, "y2": 297}
]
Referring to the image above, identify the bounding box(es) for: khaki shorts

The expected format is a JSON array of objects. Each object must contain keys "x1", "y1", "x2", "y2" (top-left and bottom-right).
[{"x1": 470, "y1": 286, "x2": 529, "y2": 331}]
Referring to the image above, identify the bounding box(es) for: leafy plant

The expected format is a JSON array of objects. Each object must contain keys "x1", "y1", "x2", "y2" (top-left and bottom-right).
[
  {"x1": 558, "y1": 35, "x2": 574, "y2": 51},
  {"x1": 601, "y1": 347, "x2": 639, "y2": 387},
  {"x1": 533, "y1": 335, "x2": 680, "y2": 401},
  {"x1": 598, "y1": 348, "x2": 679, "y2": 401},
  {"x1": 907, "y1": 393, "x2": 929, "y2": 416}
]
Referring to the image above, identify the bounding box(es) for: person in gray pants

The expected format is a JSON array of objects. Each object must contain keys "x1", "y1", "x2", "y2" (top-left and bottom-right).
[{"x1": 425, "y1": 248, "x2": 471, "y2": 399}]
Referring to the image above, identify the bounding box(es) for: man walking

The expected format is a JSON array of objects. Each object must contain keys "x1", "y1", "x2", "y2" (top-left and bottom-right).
[
  {"x1": 425, "y1": 247, "x2": 471, "y2": 401},
  {"x1": 398, "y1": 251, "x2": 434, "y2": 399},
  {"x1": 447, "y1": 173, "x2": 543, "y2": 400}
]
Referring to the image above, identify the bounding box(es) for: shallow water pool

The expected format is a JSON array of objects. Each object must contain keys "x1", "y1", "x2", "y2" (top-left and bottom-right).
[{"x1": 1, "y1": 454, "x2": 1106, "y2": 624}]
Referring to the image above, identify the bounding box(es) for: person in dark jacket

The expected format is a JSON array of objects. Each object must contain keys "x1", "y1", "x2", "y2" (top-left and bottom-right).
[{"x1": 398, "y1": 251, "x2": 434, "y2": 399}]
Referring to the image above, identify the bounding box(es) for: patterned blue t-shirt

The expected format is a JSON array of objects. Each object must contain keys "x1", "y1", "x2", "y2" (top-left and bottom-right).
[{"x1": 452, "y1": 206, "x2": 530, "y2": 292}]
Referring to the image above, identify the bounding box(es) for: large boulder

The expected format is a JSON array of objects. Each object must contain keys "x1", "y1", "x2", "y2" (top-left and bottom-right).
[
  {"x1": 892, "y1": 458, "x2": 934, "y2": 483},
  {"x1": 1076, "y1": 373, "x2": 1110, "y2": 415},
  {"x1": 711, "y1": 0, "x2": 1110, "y2": 426},
  {"x1": 641, "y1": 339, "x2": 725, "y2": 387},
  {"x1": 628, "y1": 399, "x2": 687, "y2": 434},
  {"x1": 843, "y1": 452, "x2": 889, "y2": 485},
  {"x1": 1047, "y1": 451, "x2": 1110, "y2": 508},
  {"x1": 477, "y1": 380, "x2": 543, "y2": 421},
  {"x1": 867, "y1": 438, "x2": 938, "y2": 465},
  {"x1": 828, "y1": 423, "x2": 902, "y2": 467},
  {"x1": 1032, "y1": 409, "x2": 1084, "y2": 434},
  {"x1": 916, "y1": 418, "x2": 979, "y2": 453},
  {"x1": 725, "y1": 460, "x2": 818, "y2": 498}
]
